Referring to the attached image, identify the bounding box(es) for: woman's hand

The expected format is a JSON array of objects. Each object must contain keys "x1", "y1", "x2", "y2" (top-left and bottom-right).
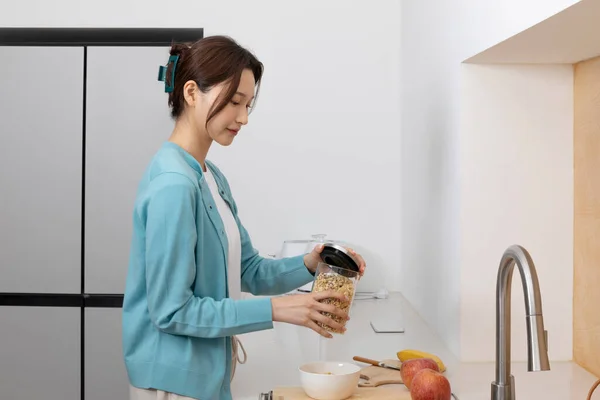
[
  {"x1": 303, "y1": 245, "x2": 367, "y2": 277},
  {"x1": 271, "y1": 290, "x2": 350, "y2": 338}
]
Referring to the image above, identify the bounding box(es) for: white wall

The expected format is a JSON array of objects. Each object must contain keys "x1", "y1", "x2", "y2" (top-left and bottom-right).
[
  {"x1": 4, "y1": 0, "x2": 579, "y2": 362},
  {"x1": 0, "y1": 0, "x2": 402, "y2": 293},
  {"x1": 460, "y1": 64, "x2": 573, "y2": 362},
  {"x1": 401, "y1": 0, "x2": 579, "y2": 360},
  {"x1": 400, "y1": 0, "x2": 463, "y2": 359},
  {"x1": 452, "y1": 0, "x2": 582, "y2": 61}
]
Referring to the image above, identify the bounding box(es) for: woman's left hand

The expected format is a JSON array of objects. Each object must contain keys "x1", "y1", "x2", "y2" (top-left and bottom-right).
[{"x1": 304, "y1": 245, "x2": 367, "y2": 277}]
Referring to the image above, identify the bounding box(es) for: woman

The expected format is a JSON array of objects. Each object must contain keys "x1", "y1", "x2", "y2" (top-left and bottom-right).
[{"x1": 122, "y1": 35, "x2": 367, "y2": 400}]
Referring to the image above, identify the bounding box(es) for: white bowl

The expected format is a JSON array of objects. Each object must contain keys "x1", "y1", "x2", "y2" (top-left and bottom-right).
[{"x1": 298, "y1": 361, "x2": 361, "y2": 400}]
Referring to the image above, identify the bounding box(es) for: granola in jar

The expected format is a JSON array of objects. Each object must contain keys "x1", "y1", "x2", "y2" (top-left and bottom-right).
[{"x1": 312, "y1": 271, "x2": 355, "y2": 334}]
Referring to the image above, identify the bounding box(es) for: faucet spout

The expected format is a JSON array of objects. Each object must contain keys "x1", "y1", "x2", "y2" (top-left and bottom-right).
[{"x1": 491, "y1": 245, "x2": 550, "y2": 400}]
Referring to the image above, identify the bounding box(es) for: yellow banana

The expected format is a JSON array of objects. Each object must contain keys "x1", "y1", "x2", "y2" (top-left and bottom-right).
[{"x1": 397, "y1": 349, "x2": 446, "y2": 372}]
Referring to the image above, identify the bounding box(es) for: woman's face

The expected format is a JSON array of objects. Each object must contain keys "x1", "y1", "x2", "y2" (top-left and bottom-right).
[{"x1": 194, "y1": 68, "x2": 256, "y2": 146}]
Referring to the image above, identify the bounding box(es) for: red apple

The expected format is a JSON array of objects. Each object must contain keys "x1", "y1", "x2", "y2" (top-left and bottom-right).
[
  {"x1": 410, "y1": 368, "x2": 452, "y2": 400},
  {"x1": 400, "y1": 358, "x2": 439, "y2": 389}
]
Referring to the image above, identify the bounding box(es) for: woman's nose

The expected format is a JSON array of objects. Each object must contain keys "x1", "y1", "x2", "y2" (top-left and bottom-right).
[{"x1": 237, "y1": 108, "x2": 249, "y2": 125}]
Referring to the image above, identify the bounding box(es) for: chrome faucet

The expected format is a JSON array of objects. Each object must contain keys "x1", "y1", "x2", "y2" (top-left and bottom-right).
[{"x1": 491, "y1": 245, "x2": 550, "y2": 400}]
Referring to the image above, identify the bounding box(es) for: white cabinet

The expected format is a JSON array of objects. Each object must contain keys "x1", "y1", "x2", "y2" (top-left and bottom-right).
[
  {"x1": 85, "y1": 308, "x2": 128, "y2": 400},
  {"x1": 0, "y1": 307, "x2": 80, "y2": 399},
  {"x1": 84, "y1": 46, "x2": 174, "y2": 294},
  {"x1": 0, "y1": 47, "x2": 83, "y2": 293},
  {"x1": 0, "y1": 27, "x2": 203, "y2": 400}
]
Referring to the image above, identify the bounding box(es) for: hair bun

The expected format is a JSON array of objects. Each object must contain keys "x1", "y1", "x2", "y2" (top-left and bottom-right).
[{"x1": 169, "y1": 43, "x2": 190, "y2": 57}]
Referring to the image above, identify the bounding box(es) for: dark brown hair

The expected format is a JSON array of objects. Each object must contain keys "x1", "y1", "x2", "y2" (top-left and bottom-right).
[{"x1": 165, "y1": 35, "x2": 264, "y2": 122}]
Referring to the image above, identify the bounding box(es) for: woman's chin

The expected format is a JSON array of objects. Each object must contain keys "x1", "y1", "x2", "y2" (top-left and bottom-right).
[
  {"x1": 215, "y1": 137, "x2": 235, "y2": 147},
  {"x1": 213, "y1": 132, "x2": 237, "y2": 147}
]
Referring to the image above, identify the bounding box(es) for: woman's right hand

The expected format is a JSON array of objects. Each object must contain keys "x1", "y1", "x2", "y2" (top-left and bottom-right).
[{"x1": 270, "y1": 290, "x2": 350, "y2": 338}]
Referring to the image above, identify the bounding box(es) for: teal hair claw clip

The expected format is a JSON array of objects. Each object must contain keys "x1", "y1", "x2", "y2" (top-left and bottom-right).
[{"x1": 157, "y1": 54, "x2": 179, "y2": 93}]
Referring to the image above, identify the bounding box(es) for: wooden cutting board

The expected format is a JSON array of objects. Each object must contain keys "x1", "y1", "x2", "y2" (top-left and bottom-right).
[
  {"x1": 272, "y1": 385, "x2": 411, "y2": 400},
  {"x1": 273, "y1": 359, "x2": 409, "y2": 399},
  {"x1": 358, "y1": 359, "x2": 403, "y2": 387}
]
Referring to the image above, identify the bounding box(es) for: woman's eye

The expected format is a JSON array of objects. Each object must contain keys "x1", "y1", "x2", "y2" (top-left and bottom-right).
[{"x1": 231, "y1": 101, "x2": 240, "y2": 106}]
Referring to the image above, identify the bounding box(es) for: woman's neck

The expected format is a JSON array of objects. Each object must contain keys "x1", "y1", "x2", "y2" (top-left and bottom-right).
[{"x1": 168, "y1": 117, "x2": 212, "y2": 172}]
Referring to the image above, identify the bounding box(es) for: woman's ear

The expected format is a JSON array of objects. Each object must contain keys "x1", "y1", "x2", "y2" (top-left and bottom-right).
[{"x1": 183, "y1": 80, "x2": 199, "y2": 108}]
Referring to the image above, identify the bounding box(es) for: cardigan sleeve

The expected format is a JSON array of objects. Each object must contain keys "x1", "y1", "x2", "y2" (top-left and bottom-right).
[{"x1": 142, "y1": 172, "x2": 275, "y2": 337}]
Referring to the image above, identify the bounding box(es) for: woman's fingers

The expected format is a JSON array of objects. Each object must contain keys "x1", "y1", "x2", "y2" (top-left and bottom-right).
[
  {"x1": 312, "y1": 289, "x2": 348, "y2": 303},
  {"x1": 347, "y1": 247, "x2": 366, "y2": 276},
  {"x1": 315, "y1": 301, "x2": 349, "y2": 320},
  {"x1": 310, "y1": 291, "x2": 350, "y2": 320},
  {"x1": 311, "y1": 310, "x2": 346, "y2": 332},
  {"x1": 306, "y1": 319, "x2": 334, "y2": 339}
]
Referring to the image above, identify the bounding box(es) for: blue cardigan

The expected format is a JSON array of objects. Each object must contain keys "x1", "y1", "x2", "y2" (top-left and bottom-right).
[{"x1": 122, "y1": 142, "x2": 313, "y2": 400}]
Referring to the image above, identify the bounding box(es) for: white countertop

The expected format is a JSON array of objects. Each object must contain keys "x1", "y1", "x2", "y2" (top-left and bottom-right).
[{"x1": 231, "y1": 292, "x2": 598, "y2": 400}]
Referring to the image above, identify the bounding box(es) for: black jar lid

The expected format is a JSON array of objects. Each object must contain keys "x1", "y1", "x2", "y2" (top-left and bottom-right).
[{"x1": 319, "y1": 243, "x2": 360, "y2": 275}]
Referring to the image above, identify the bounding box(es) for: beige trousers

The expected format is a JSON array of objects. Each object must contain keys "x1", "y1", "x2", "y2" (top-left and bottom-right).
[
  {"x1": 130, "y1": 385, "x2": 197, "y2": 400},
  {"x1": 129, "y1": 337, "x2": 247, "y2": 400}
]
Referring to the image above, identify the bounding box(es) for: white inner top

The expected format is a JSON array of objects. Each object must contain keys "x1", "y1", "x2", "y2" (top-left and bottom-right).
[{"x1": 204, "y1": 167, "x2": 242, "y2": 300}]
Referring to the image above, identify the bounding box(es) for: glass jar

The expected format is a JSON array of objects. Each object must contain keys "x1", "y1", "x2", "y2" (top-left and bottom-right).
[{"x1": 311, "y1": 244, "x2": 360, "y2": 334}]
